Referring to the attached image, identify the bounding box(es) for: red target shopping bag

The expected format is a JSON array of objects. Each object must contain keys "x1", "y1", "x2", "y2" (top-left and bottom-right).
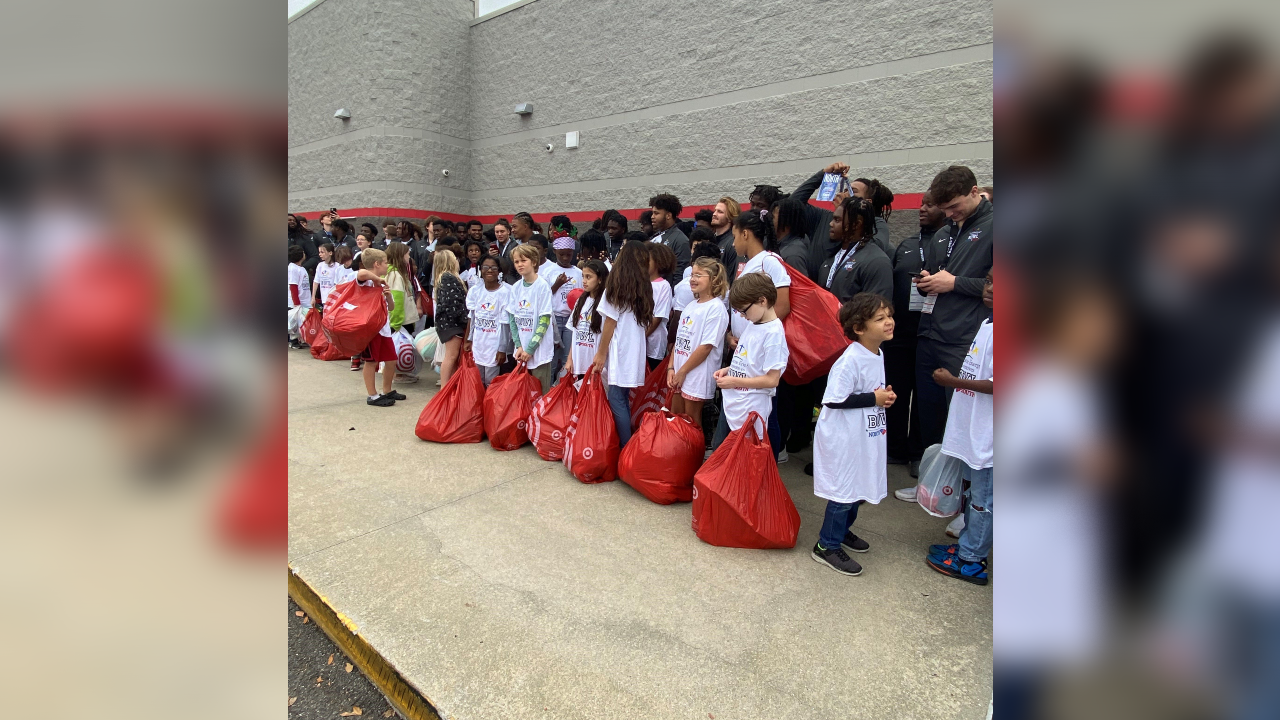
[
  {"x1": 692, "y1": 412, "x2": 801, "y2": 548},
  {"x1": 628, "y1": 354, "x2": 673, "y2": 431},
  {"x1": 618, "y1": 410, "x2": 704, "y2": 504},
  {"x1": 528, "y1": 372, "x2": 578, "y2": 461},
  {"x1": 780, "y1": 263, "x2": 849, "y2": 385},
  {"x1": 299, "y1": 307, "x2": 323, "y2": 345},
  {"x1": 321, "y1": 281, "x2": 388, "y2": 357},
  {"x1": 482, "y1": 361, "x2": 542, "y2": 450},
  {"x1": 562, "y1": 370, "x2": 619, "y2": 483},
  {"x1": 416, "y1": 353, "x2": 486, "y2": 444}
]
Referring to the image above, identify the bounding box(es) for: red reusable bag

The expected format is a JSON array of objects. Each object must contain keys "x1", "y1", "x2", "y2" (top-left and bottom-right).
[
  {"x1": 780, "y1": 262, "x2": 850, "y2": 385},
  {"x1": 416, "y1": 353, "x2": 486, "y2": 444},
  {"x1": 562, "y1": 370, "x2": 619, "y2": 483},
  {"x1": 528, "y1": 373, "x2": 579, "y2": 461},
  {"x1": 628, "y1": 354, "x2": 673, "y2": 431},
  {"x1": 691, "y1": 412, "x2": 801, "y2": 549},
  {"x1": 309, "y1": 328, "x2": 349, "y2": 361},
  {"x1": 482, "y1": 361, "x2": 542, "y2": 450},
  {"x1": 298, "y1": 307, "x2": 323, "y2": 345},
  {"x1": 321, "y1": 281, "x2": 389, "y2": 357},
  {"x1": 617, "y1": 410, "x2": 705, "y2": 504}
]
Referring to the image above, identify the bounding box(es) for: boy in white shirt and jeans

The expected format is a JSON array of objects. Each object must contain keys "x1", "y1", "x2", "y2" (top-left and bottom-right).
[
  {"x1": 712, "y1": 272, "x2": 789, "y2": 459},
  {"x1": 926, "y1": 271, "x2": 994, "y2": 585}
]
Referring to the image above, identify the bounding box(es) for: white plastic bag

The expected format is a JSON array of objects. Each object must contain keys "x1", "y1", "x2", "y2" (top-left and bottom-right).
[
  {"x1": 392, "y1": 327, "x2": 421, "y2": 375},
  {"x1": 414, "y1": 328, "x2": 438, "y2": 361},
  {"x1": 287, "y1": 305, "x2": 308, "y2": 334},
  {"x1": 914, "y1": 443, "x2": 965, "y2": 517}
]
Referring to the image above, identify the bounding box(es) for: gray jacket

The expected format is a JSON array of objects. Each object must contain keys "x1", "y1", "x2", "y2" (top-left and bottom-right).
[
  {"x1": 653, "y1": 225, "x2": 690, "y2": 286},
  {"x1": 917, "y1": 198, "x2": 993, "y2": 346},
  {"x1": 817, "y1": 240, "x2": 894, "y2": 303}
]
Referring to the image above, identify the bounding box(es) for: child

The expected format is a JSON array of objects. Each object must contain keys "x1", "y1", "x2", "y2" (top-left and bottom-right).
[
  {"x1": 311, "y1": 242, "x2": 338, "y2": 309},
  {"x1": 288, "y1": 245, "x2": 312, "y2": 348},
  {"x1": 463, "y1": 255, "x2": 509, "y2": 387},
  {"x1": 810, "y1": 293, "x2": 898, "y2": 577},
  {"x1": 592, "y1": 241, "x2": 654, "y2": 448},
  {"x1": 925, "y1": 271, "x2": 994, "y2": 585},
  {"x1": 333, "y1": 244, "x2": 357, "y2": 286},
  {"x1": 646, "y1": 243, "x2": 675, "y2": 370},
  {"x1": 668, "y1": 257, "x2": 729, "y2": 429},
  {"x1": 458, "y1": 239, "x2": 486, "y2": 290},
  {"x1": 384, "y1": 242, "x2": 421, "y2": 383},
  {"x1": 712, "y1": 272, "x2": 789, "y2": 457},
  {"x1": 578, "y1": 229, "x2": 612, "y2": 271},
  {"x1": 507, "y1": 243, "x2": 556, "y2": 394},
  {"x1": 432, "y1": 249, "x2": 469, "y2": 386},
  {"x1": 669, "y1": 241, "x2": 724, "y2": 347},
  {"x1": 562, "y1": 260, "x2": 608, "y2": 380},
  {"x1": 727, "y1": 209, "x2": 791, "y2": 350},
  {"x1": 548, "y1": 237, "x2": 584, "y2": 381},
  {"x1": 354, "y1": 248, "x2": 399, "y2": 406}
]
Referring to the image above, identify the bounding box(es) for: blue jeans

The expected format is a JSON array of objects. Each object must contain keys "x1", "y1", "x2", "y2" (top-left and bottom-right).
[
  {"x1": 957, "y1": 464, "x2": 993, "y2": 562},
  {"x1": 606, "y1": 384, "x2": 634, "y2": 448},
  {"x1": 551, "y1": 314, "x2": 571, "y2": 382},
  {"x1": 710, "y1": 395, "x2": 782, "y2": 459},
  {"x1": 818, "y1": 500, "x2": 863, "y2": 549}
]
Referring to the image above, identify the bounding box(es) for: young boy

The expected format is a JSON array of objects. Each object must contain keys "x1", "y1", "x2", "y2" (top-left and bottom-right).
[
  {"x1": 548, "y1": 237, "x2": 583, "y2": 381},
  {"x1": 712, "y1": 272, "x2": 789, "y2": 456},
  {"x1": 507, "y1": 243, "x2": 556, "y2": 394},
  {"x1": 926, "y1": 271, "x2": 994, "y2": 585},
  {"x1": 354, "y1": 248, "x2": 401, "y2": 407},
  {"x1": 288, "y1": 245, "x2": 312, "y2": 348},
  {"x1": 811, "y1": 293, "x2": 898, "y2": 576}
]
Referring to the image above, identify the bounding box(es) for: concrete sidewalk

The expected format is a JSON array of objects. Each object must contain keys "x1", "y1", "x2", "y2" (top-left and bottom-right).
[{"x1": 289, "y1": 351, "x2": 992, "y2": 720}]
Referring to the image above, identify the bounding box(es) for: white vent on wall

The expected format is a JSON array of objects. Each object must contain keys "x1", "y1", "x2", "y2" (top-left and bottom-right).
[{"x1": 566, "y1": 131, "x2": 579, "y2": 149}]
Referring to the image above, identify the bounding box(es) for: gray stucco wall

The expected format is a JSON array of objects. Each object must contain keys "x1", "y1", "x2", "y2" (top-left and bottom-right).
[{"x1": 288, "y1": 0, "x2": 993, "y2": 219}]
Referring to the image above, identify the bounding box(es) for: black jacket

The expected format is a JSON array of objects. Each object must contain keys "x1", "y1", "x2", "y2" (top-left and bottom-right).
[
  {"x1": 497, "y1": 237, "x2": 523, "y2": 285},
  {"x1": 871, "y1": 217, "x2": 894, "y2": 257},
  {"x1": 817, "y1": 240, "x2": 894, "y2": 303},
  {"x1": 653, "y1": 225, "x2": 690, "y2": 286},
  {"x1": 790, "y1": 170, "x2": 841, "y2": 283},
  {"x1": 917, "y1": 198, "x2": 993, "y2": 345},
  {"x1": 715, "y1": 229, "x2": 738, "y2": 283},
  {"x1": 884, "y1": 229, "x2": 938, "y2": 348},
  {"x1": 776, "y1": 235, "x2": 810, "y2": 278}
]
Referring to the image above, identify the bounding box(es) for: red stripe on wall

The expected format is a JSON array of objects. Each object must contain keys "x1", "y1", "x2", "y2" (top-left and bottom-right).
[{"x1": 293, "y1": 193, "x2": 925, "y2": 224}]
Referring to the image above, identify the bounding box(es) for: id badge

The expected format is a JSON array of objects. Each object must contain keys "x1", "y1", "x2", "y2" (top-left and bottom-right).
[
  {"x1": 908, "y1": 280, "x2": 926, "y2": 312},
  {"x1": 921, "y1": 292, "x2": 938, "y2": 314}
]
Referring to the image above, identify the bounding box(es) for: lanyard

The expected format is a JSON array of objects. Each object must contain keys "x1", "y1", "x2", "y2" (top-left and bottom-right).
[{"x1": 826, "y1": 245, "x2": 855, "y2": 289}]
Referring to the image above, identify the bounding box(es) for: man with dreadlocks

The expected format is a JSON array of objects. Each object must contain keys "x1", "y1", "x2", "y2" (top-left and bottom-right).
[{"x1": 851, "y1": 177, "x2": 896, "y2": 256}]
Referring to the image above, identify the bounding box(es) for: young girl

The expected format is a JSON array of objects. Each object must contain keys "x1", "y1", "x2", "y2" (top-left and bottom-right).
[
  {"x1": 668, "y1": 257, "x2": 729, "y2": 429},
  {"x1": 646, "y1": 242, "x2": 675, "y2": 370},
  {"x1": 592, "y1": 241, "x2": 654, "y2": 448},
  {"x1": 507, "y1": 243, "x2": 556, "y2": 394},
  {"x1": 385, "y1": 242, "x2": 420, "y2": 335},
  {"x1": 728, "y1": 209, "x2": 791, "y2": 350},
  {"x1": 458, "y1": 239, "x2": 486, "y2": 290},
  {"x1": 462, "y1": 255, "x2": 510, "y2": 388},
  {"x1": 432, "y1": 249, "x2": 469, "y2": 385},
  {"x1": 810, "y1": 293, "x2": 897, "y2": 577},
  {"x1": 311, "y1": 242, "x2": 338, "y2": 308},
  {"x1": 562, "y1": 260, "x2": 609, "y2": 380},
  {"x1": 817, "y1": 196, "x2": 894, "y2": 302}
]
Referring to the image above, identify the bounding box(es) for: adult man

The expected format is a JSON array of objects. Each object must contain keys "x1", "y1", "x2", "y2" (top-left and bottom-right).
[
  {"x1": 330, "y1": 219, "x2": 357, "y2": 253},
  {"x1": 498, "y1": 213, "x2": 535, "y2": 285},
  {"x1": 693, "y1": 208, "x2": 713, "y2": 231},
  {"x1": 319, "y1": 212, "x2": 335, "y2": 240},
  {"x1": 466, "y1": 220, "x2": 484, "y2": 243},
  {"x1": 288, "y1": 214, "x2": 321, "y2": 282},
  {"x1": 849, "y1": 177, "x2": 896, "y2": 256},
  {"x1": 914, "y1": 166, "x2": 993, "y2": 451},
  {"x1": 886, "y1": 192, "x2": 945, "y2": 477},
  {"x1": 647, "y1": 193, "x2": 691, "y2": 285},
  {"x1": 789, "y1": 162, "x2": 851, "y2": 283},
  {"x1": 382, "y1": 220, "x2": 400, "y2": 248},
  {"x1": 638, "y1": 210, "x2": 654, "y2": 238},
  {"x1": 361, "y1": 223, "x2": 385, "y2": 249},
  {"x1": 748, "y1": 184, "x2": 785, "y2": 211},
  {"x1": 709, "y1": 196, "x2": 740, "y2": 283},
  {"x1": 604, "y1": 211, "x2": 628, "y2": 259}
]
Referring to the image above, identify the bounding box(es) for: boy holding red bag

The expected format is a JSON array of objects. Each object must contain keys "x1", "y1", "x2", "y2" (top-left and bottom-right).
[{"x1": 712, "y1": 273, "x2": 789, "y2": 458}]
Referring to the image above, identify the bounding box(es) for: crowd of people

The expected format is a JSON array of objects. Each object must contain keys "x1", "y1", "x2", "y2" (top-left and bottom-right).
[{"x1": 288, "y1": 164, "x2": 994, "y2": 583}]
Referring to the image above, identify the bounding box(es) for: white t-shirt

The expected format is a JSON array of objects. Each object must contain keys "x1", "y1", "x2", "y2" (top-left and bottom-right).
[
  {"x1": 357, "y1": 279, "x2": 393, "y2": 337},
  {"x1": 314, "y1": 261, "x2": 339, "y2": 303},
  {"x1": 647, "y1": 279, "x2": 673, "y2": 359},
  {"x1": 550, "y1": 264, "x2": 584, "y2": 318},
  {"x1": 507, "y1": 278, "x2": 555, "y2": 369},
  {"x1": 597, "y1": 295, "x2": 648, "y2": 388},
  {"x1": 722, "y1": 318, "x2": 789, "y2": 432},
  {"x1": 730, "y1": 252, "x2": 790, "y2": 339},
  {"x1": 682, "y1": 266, "x2": 692, "y2": 280},
  {"x1": 672, "y1": 297, "x2": 729, "y2": 400},
  {"x1": 466, "y1": 283, "x2": 510, "y2": 367},
  {"x1": 813, "y1": 342, "x2": 888, "y2": 504},
  {"x1": 335, "y1": 265, "x2": 357, "y2": 286},
  {"x1": 569, "y1": 296, "x2": 599, "y2": 376},
  {"x1": 538, "y1": 259, "x2": 563, "y2": 288},
  {"x1": 942, "y1": 318, "x2": 994, "y2": 469},
  {"x1": 672, "y1": 278, "x2": 695, "y2": 312},
  {"x1": 288, "y1": 263, "x2": 312, "y2": 308},
  {"x1": 459, "y1": 267, "x2": 481, "y2": 291}
]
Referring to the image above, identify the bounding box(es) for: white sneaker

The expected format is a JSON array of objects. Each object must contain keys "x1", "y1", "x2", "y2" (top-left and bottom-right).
[
  {"x1": 894, "y1": 486, "x2": 917, "y2": 502},
  {"x1": 777, "y1": 450, "x2": 789, "y2": 464},
  {"x1": 946, "y1": 514, "x2": 965, "y2": 538}
]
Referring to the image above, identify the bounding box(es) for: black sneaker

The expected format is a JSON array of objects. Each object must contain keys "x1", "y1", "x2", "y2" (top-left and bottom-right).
[
  {"x1": 841, "y1": 532, "x2": 870, "y2": 553},
  {"x1": 367, "y1": 394, "x2": 395, "y2": 407},
  {"x1": 289, "y1": 339, "x2": 304, "y2": 349},
  {"x1": 811, "y1": 542, "x2": 863, "y2": 576},
  {"x1": 803, "y1": 462, "x2": 814, "y2": 476},
  {"x1": 350, "y1": 358, "x2": 362, "y2": 371},
  {"x1": 908, "y1": 460, "x2": 920, "y2": 478},
  {"x1": 386, "y1": 390, "x2": 407, "y2": 401}
]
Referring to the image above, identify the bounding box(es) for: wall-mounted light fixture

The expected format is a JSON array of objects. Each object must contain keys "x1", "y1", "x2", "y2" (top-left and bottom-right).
[
  {"x1": 334, "y1": 108, "x2": 351, "y2": 120},
  {"x1": 514, "y1": 103, "x2": 533, "y2": 115}
]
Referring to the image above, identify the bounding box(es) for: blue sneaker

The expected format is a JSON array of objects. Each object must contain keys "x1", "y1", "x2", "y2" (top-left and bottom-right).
[
  {"x1": 926, "y1": 553, "x2": 988, "y2": 586},
  {"x1": 928, "y1": 543, "x2": 958, "y2": 559}
]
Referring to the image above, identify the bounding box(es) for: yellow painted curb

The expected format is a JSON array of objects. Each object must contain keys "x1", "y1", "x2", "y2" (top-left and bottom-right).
[{"x1": 289, "y1": 566, "x2": 444, "y2": 720}]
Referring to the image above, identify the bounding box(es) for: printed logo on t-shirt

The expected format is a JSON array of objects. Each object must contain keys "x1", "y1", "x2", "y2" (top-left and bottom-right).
[
  {"x1": 866, "y1": 409, "x2": 887, "y2": 437},
  {"x1": 517, "y1": 298, "x2": 532, "y2": 311}
]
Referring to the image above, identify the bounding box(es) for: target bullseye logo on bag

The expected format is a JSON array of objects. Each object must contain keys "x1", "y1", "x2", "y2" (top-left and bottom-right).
[
  {"x1": 582, "y1": 447, "x2": 593, "y2": 459},
  {"x1": 517, "y1": 420, "x2": 526, "y2": 430},
  {"x1": 551, "y1": 430, "x2": 561, "y2": 441},
  {"x1": 942, "y1": 486, "x2": 953, "y2": 495}
]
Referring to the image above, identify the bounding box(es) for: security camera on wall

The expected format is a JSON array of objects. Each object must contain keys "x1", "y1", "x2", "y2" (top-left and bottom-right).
[
  {"x1": 442, "y1": 169, "x2": 450, "y2": 177},
  {"x1": 545, "y1": 143, "x2": 554, "y2": 153}
]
